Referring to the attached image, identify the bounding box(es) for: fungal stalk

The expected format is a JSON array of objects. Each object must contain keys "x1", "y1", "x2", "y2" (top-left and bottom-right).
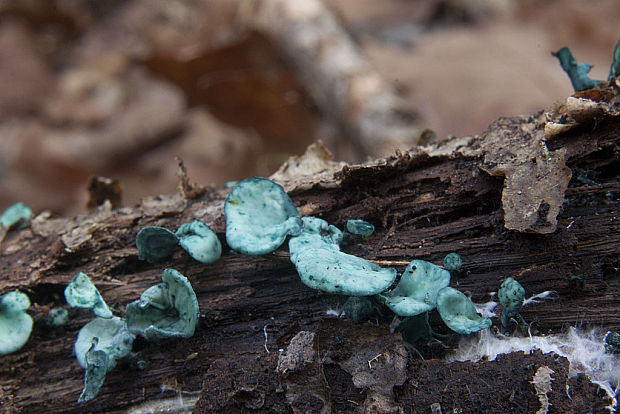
[{"x1": 74, "y1": 317, "x2": 135, "y2": 402}]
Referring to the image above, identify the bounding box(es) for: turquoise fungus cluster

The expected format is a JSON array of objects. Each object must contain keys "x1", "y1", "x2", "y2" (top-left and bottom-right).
[
  {"x1": 2, "y1": 178, "x2": 520, "y2": 404},
  {"x1": 65, "y1": 269, "x2": 198, "y2": 402},
  {"x1": 224, "y1": 178, "x2": 492, "y2": 341}
]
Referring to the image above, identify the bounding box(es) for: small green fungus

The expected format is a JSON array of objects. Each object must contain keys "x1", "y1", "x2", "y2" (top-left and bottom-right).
[
  {"x1": 74, "y1": 317, "x2": 135, "y2": 402},
  {"x1": 0, "y1": 202, "x2": 32, "y2": 230},
  {"x1": 498, "y1": 277, "x2": 525, "y2": 328},
  {"x1": 288, "y1": 216, "x2": 342, "y2": 262},
  {"x1": 396, "y1": 313, "x2": 432, "y2": 344},
  {"x1": 125, "y1": 269, "x2": 199, "y2": 341},
  {"x1": 79, "y1": 341, "x2": 108, "y2": 403},
  {"x1": 378, "y1": 260, "x2": 450, "y2": 317},
  {"x1": 225, "y1": 178, "x2": 302, "y2": 255},
  {"x1": 48, "y1": 307, "x2": 69, "y2": 327},
  {"x1": 443, "y1": 252, "x2": 462, "y2": 272},
  {"x1": 436, "y1": 287, "x2": 492, "y2": 334},
  {"x1": 64, "y1": 272, "x2": 113, "y2": 319},
  {"x1": 136, "y1": 226, "x2": 179, "y2": 263},
  {"x1": 346, "y1": 219, "x2": 375, "y2": 237},
  {"x1": 289, "y1": 217, "x2": 394, "y2": 295},
  {"x1": 0, "y1": 290, "x2": 33, "y2": 355},
  {"x1": 605, "y1": 331, "x2": 620, "y2": 354},
  {"x1": 553, "y1": 37, "x2": 620, "y2": 91},
  {"x1": 552, "y1": 47, "x2": 602, "y2": 92},
  {"x1": 569, "y1": 273, "x2": 587, "y2": 291},
  {"x1": 176, "y1": 221, "x2": 221, "y2": 264},
  {"x1": 294, "y1": 247, "x2": 396, "y2": 296}
]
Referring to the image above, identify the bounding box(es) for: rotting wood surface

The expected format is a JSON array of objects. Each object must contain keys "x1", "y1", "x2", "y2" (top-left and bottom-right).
[{"x1": 0, "y1": 90, "x2": 619, "y2": 412}]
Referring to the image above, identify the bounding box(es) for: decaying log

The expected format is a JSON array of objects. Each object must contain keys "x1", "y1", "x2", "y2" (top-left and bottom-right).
[{"x1": 1, "y1": 85, "x2": 619, "y2": 412}]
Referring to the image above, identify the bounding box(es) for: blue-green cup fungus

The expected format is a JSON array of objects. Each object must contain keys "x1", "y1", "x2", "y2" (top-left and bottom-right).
[
  {"x1": 136, "y1": 226, "x2": 179, "y2": 263},
  {"x1": 175, "y1": 221, "x2": 221, "y2": 264},
  {"x1": 293, "y1": 247, "x2": 396, "y2": 296},
  {"x1": 436, "y1": 287, "x2": 492, "y2": 334},
  {"x1": 378, "y1": 260, "x2": 450, "y2": 317},
  {"x1": 74, "y1": 317, "x2": 135, "y2": 402},
  {"x1": 64, "y1": 272, "x2": 113, "y2": 319},
  {"x1": 48, "y1": 307, "x2": 69, "y2": 327},
  {"x1": 125, "y1": 269, "x2": 198, "y2": 341},
  {"x1": 0, "y1": 202, "x2": 32, "y2": 230},
  {"x1": 225, "y1": 178, "x2": 302, "y2": 255},
  {"x1": 0, "y1": 290, "x2": 33, "y2": 355},
  {"x1": 443, "y1": 252, "x2": 462, "y2": 272},
  {"x1": 605, "y1": 331, "x2": 620, "y2": 354},
  {"x1": 498, "y1": 277, "x2": 525, "y2": 327},
  {"x1": 288, "y1": 216, "x2": 342, "y2": 262},
  {"x1": 346, "y1": 219, "x2": 375, "y2": 237},
  {"x1": 289, "y1": 217, "x2": 394, "y2": 296}
]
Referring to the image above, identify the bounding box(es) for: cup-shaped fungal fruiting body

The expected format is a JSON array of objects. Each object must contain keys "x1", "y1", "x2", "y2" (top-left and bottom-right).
[
  {"x1": 74, "y1": 317, "x2": 135, "y2": 402},
  {"x1": 176, "y1": 221, "x2": 221, "y2": 264},
  {"x1": 225, "y1": 178, "x2": 302, "y2": 255},
  {"x1": 346, "y1": 219, "x2": 375, "y2": 237},
  {"x1": 289, "y1": 216, "x2": 395, "y2": 295},
  {"x1": 125, "y1": 269, "x2": 198, "y2": 341},
  {"x1": 64, "y1": 272, "x2": 113, "y2": 319},
  {"x1": 343, "y1": 296, "x2": 373, "y2": 322},
  {"x1": 605, "y1": 332, "x2": 620, "y2": 354},
  {"x1": 436, "y1": 287, "x2": 492, "y2": 334},
  {"x1": 293, "y1": 247, "x2": 396, "y2": 296},
  {"x1": 0, "y1": 202, "x2": 32, "y2": 230},
  {"x1": 0, "y1": 290, "x2": 33, "y2": 355},
  {"x1": 74, "y1": 317, "x2": 135, "y2": 370},
  {"x1": 378, "y1": 260, "x2": 450, "y2": 317},
  {"x1": 443, "y1": 253, "x2": 462, "y2": 272},
  {"x1": 136, "y1": 226, "x2": 179, "y2": 263},
  {"x1": 48, "y1": 307, "x2": 69, "y2": 327},
  {"x1": 498, "y1": 277, "x2": 525, "y2": 327},
  {"x1": 299, "y1": 216, "x2": 343, "y2": 245},
  {"x1": 288, "y1": 217, "x2": 342, "y2": 262}
]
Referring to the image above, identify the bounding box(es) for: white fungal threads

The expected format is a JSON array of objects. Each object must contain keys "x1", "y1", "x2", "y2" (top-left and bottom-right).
[
  {"x1": 450, "y1": 328, "x2": 620, "y2": 412},
  {"x1": 523, "y1": 291, "x2": 558, "y2": 307},
  {"x1": 263, "y1": 325, "x2": 270, "y2": 354}
]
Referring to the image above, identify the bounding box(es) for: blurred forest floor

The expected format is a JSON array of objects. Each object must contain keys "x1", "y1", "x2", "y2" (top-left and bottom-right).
[{"x1": 0, "y1": 0, "x2": 618, "y2": 215}]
